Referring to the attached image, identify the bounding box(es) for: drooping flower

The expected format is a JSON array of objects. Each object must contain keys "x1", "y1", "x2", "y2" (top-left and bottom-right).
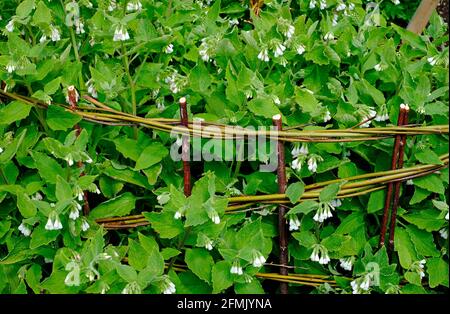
[
  {"x1": 427, "y1": 56, "x2": 438, "y2": 66},
  {"x1": 86, "y1": 79, "x2": 98, "y2": 98},
  {"x1": 439, "y1": 228, "x2": 448, "y2": 239},
  {"x1": 229, "y1": 18, "x2": 239, "y2": 26},
  {"x1": 199, "y1": 39, "x2": 211, "y2": 62},
  {"x1": 296, "y1": 44, "x2": 306, "y2": 55},
  {"x1": 205, "y1": 239, "x2": 214, "y2": 251},
  {"x1": 161, "y1": 277, "x2": 176, "y2": 294},
  {"x1": 324, "y1": 32, "x2": 335, "y2": 41},
  {"x1": 50, "y1": 25, "x2": 61, "y2": 42},
  {"x1": 81, "y1": 218, "x2": 90, "y2": 232},
  {"x1": 336, "y1": 2, "x2": 346, "y2": 11},
  {"x1": 273, "y1": 43, "x2": 286, "y2": 57},
  {"x1": 31, "y1": 192, "x2": 43, "y2": 201},
  {"x1": 330, "y1": 199, "x2": 342, "y2": 208},
  {"x1": 122, "y1": 281, "x2": 141, "y2": 294},
  {"x1": 392, "y1": 0, "x2": 400, "y2": 5},
  {"x1": 284, "y1": 25, "x2": 295, "y2": 39},
  {"x1": 113, "y1": 25, "x2": 130, "y2": 42},
  {"x1": 69, "y1": 203, "x2": 81, "y2": 220},
  {"x1": 258, "y1": 48, "x2": 270, "y2": 62},
  {"x1": 323, "y1": 110, "x2": 331, "y2": 122},
  {"x1": 6, "y1": 62, "x2": 16, "y2": 74},
  {"x1": 251, "y1": 251, "x2": 266, "y2": 268},
  {"x1": 39, "y1": 34, "x2": 47, "y2": 43},
  {"x1": 332, "y1": 14, "x2": 338, "y2": 26},
  {"x1": 359, "y1": 107, "x2": 377, "y2": 128},
  {"x1": 208, "y1": 209, "x2": 220, "y2": 224},
  {"x1": 319, "y1": 0, "x2": 327, "y2": 10},
  {"x1": 6, "y1": 20, "x2": 14, "y2": 32},
  {"x1": 164, "y1": 43, "x2": 174, "y2": 54},
  {"x1": 313, "y1": 201, "x2": 334, "y2": 223},
  {"x1": 74, "y1": 19, "x2": 85, "y2": 34},
  {"x1": 288, "y1": 215, "x2": 301, "y2": 231},
  {"x1": 108, "y1": 0, "x2": 117, "y2": 11},
  {"x1": 310, "y1": 244, "x2": 330, "y2": 265},
  {"x1": 230, "y1": 260, "x2": 243, "y2": 275},
  {"x1": 45, "y1": 212, "x2": 63, "y2": 231},
  {"x1": 309, "y1": 1, "x2": 317, "y2": 9},
  {"x1": 339, "y1": 256, "x2": 354, "y2": 271},
  {"x1": 351, "y1": 274, "x2": 372, "y2": 294},
  {"x1": 18, "y1": 222, "x2": 32, "y2": 237},
  {"x1": 374, "y1": 105, "x2": 389, "y2": 122},
  {"x1": 307, "y1": 155, "x2": 323, "y2": 173},
  {"x1": 126, "y1": 0, "x2": 142, "y2": 12},
  {"x1": 374, "y1": 63, "x2": 383, "y2": 71}
]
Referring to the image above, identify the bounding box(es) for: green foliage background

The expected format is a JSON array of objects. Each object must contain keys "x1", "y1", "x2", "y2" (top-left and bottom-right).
[{"x1": 0, "y1": 0, "x2": 448, "y2": 294}]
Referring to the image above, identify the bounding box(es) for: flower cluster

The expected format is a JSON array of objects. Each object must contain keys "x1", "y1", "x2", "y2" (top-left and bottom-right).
[
  {"x1": 230, "y1": 260, "x2": 243, "y2": 275},
  {"x1": 350, "y1": 274, "x2": 372, "y2": 294},
  {"x1": 45, "y1": 212, "x2": 63, "y2": 231},
  {"x1": 288, "y1": 215, "x2": 301, "y2": 231},
  {"x1": 310, "y1": 244, "x2": 330, "y2": 265},
  {"x1": 313, "y1": 199, "x2": 341, "y2": 223},
  {"x1": 251, "y1": 251, "x2": 266, "y2": 268},
  {"x1": 339, "y1": 256, "x2": 354, "y2": 271},
  {"x1": 161, "y1": 277, "x2": 176, "y2": 294}
]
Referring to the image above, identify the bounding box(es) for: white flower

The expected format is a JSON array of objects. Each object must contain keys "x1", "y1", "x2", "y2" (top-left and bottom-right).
[
  {"x1": 126, "y1": 1, "x2": 142, "y2": 12},
  {"x1": 69, "y1": 207, "x2": 80, "y2": 220},
  {"x1": 296, "y1": 44, "x2": 306, "y2": 55},
  {"x1": 6, "y1": 62, "x2": 16, "y2": 73},
  {"x1": 229, "y1": 18, "x2": 239, "y2": 26},
  {"x1": 445, "y1": 211, "x2": 449, "y2": 221},
  {"x1": 205, "y1": 239, "x2": 213, "y2": 251},
  {"x1": 339, "y1": 257, "x2": 353, "y2": 271},
  {"x1": 156, "y1": 99, "x2": 165, "y2": 111},
  {"x1": 284, "y1": 25, "x2": 295, "y2": 39},
  {"x1": 348, "y1": 3, "x2": 355, "y2": 10},
  {"x1": 66, "y1": 155, "x2": 74, "y2": 166},
  {"x1": 209, "y1": 210, "x2": 220, "y2": 224},
  {"x1": 360, "y1": 108, "x2": 377, "y2": 128},
  {"x1": 165, "y1": 43, "x2": 174, "y2": 54},
  {"x1": 439, "y1": 228, "x2": 448, "y2": 239},
  {"x1": 427, "y1": 56, "x2": 438, "y2": 66},
  {"x1": 324, "y1": 32, "x2": 334, "y2": 41},
  {"x1": 199, "y1": 40, "x2": 211, "y2": 62},
  {"x1": 108, "y1": 0, "x2": 117, "y2": 11},
  {"x1": 336, "y1": 3, "x2": 346, "y2": 11},
  {"x1": 392, "y1": 0, "x2": 400, "y2": 5},
  {"x1": 360, "y1": 275, "x2": 371, "y2": 290},
  {"x1": 31, "y1": 192, "x2": 43, "y2": 201},
  {"x1": 174, "y1": 210, "x2": 182, "y2": 219},
  {"x1": 273, "y1": 96, "x2": 281, "y2": 105},
  {"x1": 18, "y1": 223, "x2": 31, "y2": 237},
  {"x1": 309, "y1": 1, "x2": 316, "y2": 9},
  {"x1": 75, "y1": 19, "x2": 85, "y2": 34},
  {"x1": 86, "y1": 79, "x2": 98, "y2": 98},
  {"x1": 6, "y1": 20, "x2": 14, "y2": 32},
  {"x1": 162, "y1": 278, "x2": 176, "y2": 294},
  {"x1": 307, "y1": 157, "x2": 318, "y2": 173},
  {"x1": 50, "y1": 25, "x2": 61, "y2": 42},
  {"x1": 374, "y1": 63, "x2": 383, "y2": 71},
  {"x1": 374, "y1": 105, "x2": 389, "y2": 122},
  {"x1": 330, "y1": 199, "x2": 342, "y2": 208},
  {"x1": 0, "y1": 147, "x2": 3, "y2": 154},
  {"x1": 45, "y1": 212, "x2": 63, "y2": 231},
  {"x1": 323, "y1": 110, "x2": 331, "y2": 122},
  {"x1": 81, "y1": 219, "x2": 90, "y2": 231},
  {"x1": 313, "y1": 202, "x2": 333, "y2": 223},
  {"x1": 332, "y1": 14, "x2": 338, "y2": 26},
  {"x1": 258, "y1": 49, "x2": 269, "y2": 62},
  {"x1": 273, "y1": 43, "x2": 286, "y2": 57},
  {"x1": 289, "y1": 216, "x2": 301, "y2": 231},
  {"x1": 230, "y1": 260, "x2": 243, "y2": 275},
  {"x1": 122, "y1": 282, "x2": 141, "y2": 294},
  {"x1": 113, "y1": 25, "x2": 130, "y2": 42},
  {"x1": 39, "y1": 35, "x2": 47, "y2": 43},
  {"x1": 251, "y1": 251, "x2": 266, "y2": 268},
  {"x1": 310, "y1": 244, "x2": 330, "y2": 264},
  {"x1": 319, "y1": 0, "x2": 327, "y2": 10},
  {"x1": 291, "y1": 158, "x2": 302, "y2": 171}
]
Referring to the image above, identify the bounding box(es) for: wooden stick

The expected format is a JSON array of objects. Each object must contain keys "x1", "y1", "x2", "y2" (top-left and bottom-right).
[
  {"x1": 407, "y1": 0, "x2": 440, "y2": 35},
  {"x1": 379, "y1": 104, "x2": 406, "y2": 247},
  {"x1": 67, "y1": 86, "x2": 90, "y2": 216},
  {"x1": 179, "y1": 97, "x2": 191, "y2": 196},
  {"x1": 388, "y1": 105, "x2": 410, "y2": 253},
  {"x1": 273, "y1": 114, "x2": 289, "y2": 294}
]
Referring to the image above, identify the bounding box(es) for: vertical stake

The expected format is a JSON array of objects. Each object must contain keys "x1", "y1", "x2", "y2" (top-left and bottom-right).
[
  {"x1": 179, "y1": 97, "x2": 191, "y2": 196},
  {"x1": 272, "y1": 114, "x2": 288, "y2": 294},
  {"x1": 388, "y1": 104, "x2": 410, "y2": 253},
  {"x1": 379, "y1": 104, "x2": 405, "y2": 247},
  {"x1": 68, "y1": 86, "x2": 90, "y2": 216}
]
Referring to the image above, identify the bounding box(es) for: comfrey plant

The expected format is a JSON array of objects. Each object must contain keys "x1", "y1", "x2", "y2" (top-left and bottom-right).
[{"x1": 0, "y1": 0, "x2": 448, "y2": 295}]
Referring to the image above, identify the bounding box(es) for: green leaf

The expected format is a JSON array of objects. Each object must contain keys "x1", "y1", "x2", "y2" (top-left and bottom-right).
[
  {"x1": 113, "y1": 137, "x2": 141, "y2": 161},
  {"x1": 413, "y1": 175, "x2": 445, "y2": 195},
  {"x1": 367, "y1": 189, "x2": 386, "y2": 213},
  {"x1": 0, "y1": 101, "x2": 31, "y2": 125},
  {"x1": 144, "y1": 211, "x2": 184, "y2": 239},
  {"x1": 235, "y1": 280, "x2": 265, "y2": 294},
  {"x1": 292, "y1": 230, "x2": 317, "y2": 248},
  {"x1": 46, "y1": 105, "x2": 82, "y2": 131},
  {"x1": 135, "y1": 142, "x2": 168, "y2": 171},
  {"x1": 319, "y1": 182, "x2": 342, "y2": 203},
  {"x1": 127, "y1": 239, "x2": 148, "y2": 271},
  {"x1": 32, "y1": 152, "x2": 64, "y2": 185},
  {"x1": 116, "y1": 265, "x2": 138, "y2": 283},
  {"x1": 287, "y1": 200, "x2": 318, "y2": 216},
  {"x1": 25, "y1": 264, "x2": 42, "y2": 294},
  {"x1": 185, "y1": 248, "x2": 214, "y2": 284},
  {"x1": 0, "y1": 129, "x2": 27, "y2": 164},
  {"x1": 32, "y1": 1, "x2": 52, "y2": 25},
  {"x1": 212, "y1": 260, "x2": 233, "y2": 293},
  {"x1": 30, "y1": 225, "x2": 59, "y2": 249},
  {"x1": 321, "y1": 234, "x2": 346, "y2": 252},
  {"x1": 405, "y1": 225, "x2": 440, "y2": 257},
  {"x1": 427, "y1": 258, "x2": 449, "y2": 288},
  {"x1": 286, "y1": 182, "x2": 305, "y2": 204},
  {"x1": 403, "y1": 209, "x2": 444, "y2": 232},
  {"x1": 247, "y1": 97, "x2": 280, "y2": 119},
  {"x1": 138, "y1": 233, "x2": 164, "y2": 277},
  {"x1": 394, "y1": 228, "x2": 417, "y2": 269},
  {"x1": 17, "y1": 193, "x2": 37, "y2": 218},
  {"x1": 55, "y1": 176, "x2": 72, "y2": 203},
  {"x1": 409, "y1": 187, "x2": 431, "y2": 205},
  {"x1": 189, "y1": 62, "x2": 211, "y2": 94},
  {"x1": 16, "y1": 0, "x2": 35, "y2": 19},
  {"x1": 89, "y1": 193, "x2": 136, "y2": 220},
  {"x1": 415, "y1": 150, "x2": 444, "y2": 165}
]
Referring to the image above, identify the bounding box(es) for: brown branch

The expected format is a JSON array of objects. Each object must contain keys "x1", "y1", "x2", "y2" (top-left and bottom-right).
[
  {"x1": 379, "y1": 104, "x2": 406, "y2": 247},
  {"x1": 179, "y1": 97, "x2": 191, "y2": 197},
  {"x1": 273, "y1": 114, "x2": 289, "y2": 294},
  {"x1": 407, "y1": 0, "x2": 440, "y2": 35},
  {"x1": 388, "y1": 105, "x2": 410, "y2": 253}
]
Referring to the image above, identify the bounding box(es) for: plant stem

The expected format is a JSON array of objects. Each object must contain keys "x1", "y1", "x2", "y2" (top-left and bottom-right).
[{"x1": 121, "y1": 43, "x2": 138, "y2": 139}]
